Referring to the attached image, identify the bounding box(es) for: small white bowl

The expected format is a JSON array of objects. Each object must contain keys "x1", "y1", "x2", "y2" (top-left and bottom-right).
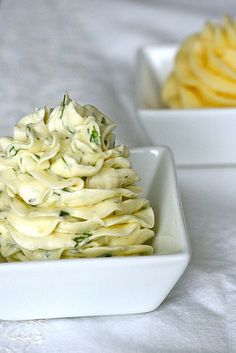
[
  {"x1": 136, "y1": 46, "x2": 236, "y2": 166},
  {"x1": 0, "y1": 146, "x2": 190, "y2": 320}
]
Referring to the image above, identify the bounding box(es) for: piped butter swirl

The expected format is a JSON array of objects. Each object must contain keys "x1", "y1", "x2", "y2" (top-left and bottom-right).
[
  {"x1": 162, "y1": 16, "x2": 236, "y2": 108},
  {"x1": 0, "y1": 95, "x2": 155, "y2": 261}
]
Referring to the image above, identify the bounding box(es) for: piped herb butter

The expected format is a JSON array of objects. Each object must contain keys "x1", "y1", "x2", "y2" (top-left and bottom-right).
[{"x1": 0, "y1": 95, "x2": 155, "y2": 261}]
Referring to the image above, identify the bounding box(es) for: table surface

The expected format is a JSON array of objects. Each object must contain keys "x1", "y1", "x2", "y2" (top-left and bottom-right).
[{"x1": 0, "y1": 1, "x2": 235, "y2": 352}]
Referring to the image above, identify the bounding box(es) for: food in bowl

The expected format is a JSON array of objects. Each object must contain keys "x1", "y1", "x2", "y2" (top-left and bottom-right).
[
  {"x1": 0, "y1": 95, "x2": 155, "y2": 261},
  {"x1": 162, "y1": 16, "x2": 236, "y2": 108}
]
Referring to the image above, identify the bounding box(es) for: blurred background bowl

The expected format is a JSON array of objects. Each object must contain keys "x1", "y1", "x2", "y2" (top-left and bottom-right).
[{"x1": 136, "y1": 46, "x2": 236, "y2": 166}]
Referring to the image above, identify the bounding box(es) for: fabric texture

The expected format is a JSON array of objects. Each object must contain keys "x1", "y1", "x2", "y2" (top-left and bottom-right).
[{"x1": 0, "y1": 0, "x2": 235, "y2": 352}]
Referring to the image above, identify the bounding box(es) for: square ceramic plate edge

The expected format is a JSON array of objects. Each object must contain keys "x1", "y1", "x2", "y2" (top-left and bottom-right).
[{"x1": 131, "y1": 146, "x2": 190, "y2": 259}]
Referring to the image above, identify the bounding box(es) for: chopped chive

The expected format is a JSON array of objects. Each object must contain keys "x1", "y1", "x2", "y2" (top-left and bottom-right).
[
  {"x1": 83, "y1": 231, "x2": 92, "y2": 237},
  {"x1": 61, "y1": 157, "x2": 67, "y2": 165},
  {"x1": 59, "y1": 93, "x2": 70, "y2": 119},
  {"x1": 62, "y1": 187, "x2": 72, "y2": 192},
  {"x1": 8, "y1": 146, "x2": 18, "y2": 156},
  {"x1": 101, "y1": 117, "x2": 106, "y2": 125},
  {"x1": 28, "y1": 198, "x2": 36, "y2": 204},
  {"x1": 54, "y1": 192, "x2": 60, "y2": 196},
  {"x1": 90, "y1": 126, "x2": 100, "y2": 144},
  {"x1": 98, "y1": 254, "x2": 112, "y2": 258},
  {"x1": 62, "y1": 93, "x2": 66, "y2": 105},
  {"x1": 59, "y1": 210, "x2": 70, "y2": 217},
  {"x1": 73, "y1": 236, "x2": 85, "y2": 248},
  {"x1": 73, "y1": 232, "x2": 92, "y2": 248}
]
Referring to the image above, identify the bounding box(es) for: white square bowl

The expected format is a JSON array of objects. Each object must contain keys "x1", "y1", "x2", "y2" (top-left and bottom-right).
[
  {"x1": 0, "y1": 146, "x2": 190, "y2": 320},
  {"x1": 136, "y1": 46, "x2": 236, "y2": 166}
]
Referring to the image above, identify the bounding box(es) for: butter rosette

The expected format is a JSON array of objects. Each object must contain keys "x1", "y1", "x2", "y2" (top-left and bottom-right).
[
  {"x1": 0, "y1": 95, "x2": 155, "y2": 261},
  {"x1": 162, "y1": 16, "x2": 236, "y2": 108}
]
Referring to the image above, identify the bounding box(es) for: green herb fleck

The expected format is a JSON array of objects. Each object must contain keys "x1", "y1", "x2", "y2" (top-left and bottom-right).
[
  {"x1": 73, "y1": 232, "x2": 92, "y2": 248},
  {"x1": 83, "y1": 231, "x2": 92, "y2": 237},
  {"x1": 28, "y1": 198, "x2": 36, "y2": 204},
  {"x1": 73, "y1": 236, "x2": 85, "y2": 247},
  {"x1": 59, "y1": 93, "x2": 71, "y2": 119},
  {"x1": 8, "y1": 146, "x2": 18, "y2": 156},
  {"x1": 98, "y1": 253, "x2": 112, "y2": 258},
  {"x1": 101, "y1": 117, "x2": 106, "y2": 125},
  {"x1": 54, "y1": 192, "x2": 60, "y2": 196},
  {"x1": 26, "y1": 126, "x2": 31, "y2": 138},
  {"x1": 61, "y1": 157, "x2": 67, "y2": 165},
  {"x1": 59, "y1": 210, "x2": 70, "y2": 217},
  {"x1": 90, "y1": 126, "x2": 100, "y2": 145},
  {"x1": 59, "y1": 96, "x2": 66, "y2": 119},
  {"x1": 62, "y1": 187, "x2": 71, "y2": 192}
]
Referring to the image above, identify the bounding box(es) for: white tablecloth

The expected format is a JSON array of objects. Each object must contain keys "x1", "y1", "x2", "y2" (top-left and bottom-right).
[{"x1": 0, "y1": 1, "x2": 235, "y2": 352}]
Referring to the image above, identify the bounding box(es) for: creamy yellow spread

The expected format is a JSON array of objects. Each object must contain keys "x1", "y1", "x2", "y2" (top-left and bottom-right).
[
  {"x1": 162, "y1": 16, "x2": 236, "y2": 108},
  {"x1": 0, "y1": 95, "x2": 155, "y2": 261}
]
